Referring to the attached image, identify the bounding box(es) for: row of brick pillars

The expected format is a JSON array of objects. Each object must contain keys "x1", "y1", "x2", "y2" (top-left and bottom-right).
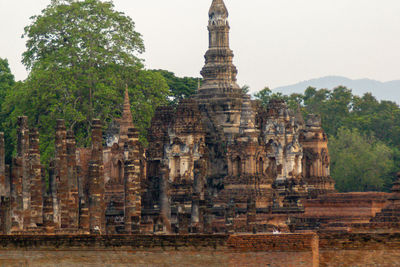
[{"x1": 0, "y1": 115, "x2": 142, "y2": 235}]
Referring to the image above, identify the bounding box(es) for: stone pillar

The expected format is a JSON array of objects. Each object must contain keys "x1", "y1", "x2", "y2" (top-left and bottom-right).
[
  {"x1": 0, "y1": 133, "x2": 11, "y2": 233},
  {"x1": 225, "y1": 199, "x2": 235, "y2": 233},
  {"x1": 42, "y1": 194, "x2": 55, "y2": 233},
  {"x1": 0, "y1": 132, "x2": 7, "y2": 197},
  {"x1": 159, "y1": 163, "x2": 171, "y2": 233},
  {"x1": 10, "y1": 116, "x2": 29, "y2": 232},
  {"x1": 3, "y1": 166, "x2": 11, "y2": 231},
  {"x1": 49, "y1": 160, "x2": 60, "y2": 228},
  {"x1": 29, "y1": 128, "x2": 43, "y2": 227},
  {"x1": 88, "y1": 119, "x2": 105, "y2": 234},
  {"x1": 203, "y1": 192, "x2": 214, "y2": 234},
  {"x1": 43, "y1": 165, "x2": 55, "y2": 234},
  {"x1": 4, "y1": 165, "x2": 10, "y2": 198},
  {"x1": 55, "y1": 120, "x2": 68, "y2": 229},
  {"x1": 191, "y1": 159, "x2": 206, "y2": 233},
  {"x1": 18, "y1": 117, "x2": 31, "y2": 229},
  {"x1": 191, "y1": 199, "x2": 200, "y2": 228},
  {"x1": 177, "y1": 208, "x2": 189, "y2": 234},
  {"x1": 247, "y1": 195, "x2": 257, "y2": 233},
  {"x1": 66, "y1": 130, "x2": 79, "y2": 229},
  {"x1": 124, "y1": 128, "x2": 141, "y2": 234},
  {"x1": 0, "y1": 196, "x2": 11, "y2": 234},
  {"x1": 78, "y1": 154, "x2": 90, "y2": 233},
  {"x1": 10, "y1": 157, "x2": 22, "y2": 232},
  {"x1": 79, "y1": 199, "x2": 90, "y2": 233},
  {"x1": 191, "y1": 167, "x2": 201, "y2": 225}
]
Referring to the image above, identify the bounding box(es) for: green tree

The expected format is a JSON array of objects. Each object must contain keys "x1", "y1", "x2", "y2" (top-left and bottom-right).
[
  {"x1": 325, "y1": 86, "x2": 353, "y2": 136},
  {"x1": 0, "y1": 59, "x2": 16, "y2": 163},
  {"x1": 2, "y1": 0, "x2": 169, "y2": 164},
  {"x1": 0, "y1": 58, "x2": 15, "y2": 109},
  {"x1": 241, "y1": 85, "x2": 250, "y2": 95},
  {"x1": 254, "y1": 87, "x2": 286, "y2": 107},
  {"x1": 303, "y1": 87, "x2": 330, "y2": 115},
  {"x1": 254, "y1": 87, "x2": 304, "y2": 113},
  {"x1": 329, "y1": 127, "x2": 396, "y2": 192},
  {"x1": 152, "y1": 69, "x2": 199, "y2": 105},
  {"x1": 350, "y1": 94, "x2": 400, "y2": 147}
]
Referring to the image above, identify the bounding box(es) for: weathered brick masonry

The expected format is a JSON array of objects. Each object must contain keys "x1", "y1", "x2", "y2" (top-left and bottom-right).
[
  {"x1": 1, "y1": 233, "x2": 400, "y2": 266},
  {"x1": 0, "y1": 0, "x2": 399, "y2": 240}
]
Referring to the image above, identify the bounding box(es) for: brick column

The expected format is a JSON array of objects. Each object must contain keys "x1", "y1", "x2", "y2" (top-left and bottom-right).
[
  {"x1": 49, "y1": 160, "x2": 60, "y2": 228},
  {"x1": 0, "y1": 132, "x2": 7, "y2": 197},
  {"x1": 66, "y1": 130, "x2": 79, "y2": 229},
  {"x1": 88, "y1": 119, "x2": 105, "y2": 234},
  {"x1": 0, "y1": 197, "x2": 10, "y2": 234},
  {"x1": 55, "y1": 120, "x2": 68, "y2": 229},
  {"x1": 10, "y1": 157, "x2": 22, "y2": 231},
  {"x1": 10, "y1": 116, "x2": 29, "y2": 232},
  {"x1": 29, "y1": 128, "x2": 43, "y2": 227},
  {"x1": 191, "y1": 159, "x2": 206, "y2": 233},
  {"x1": 124, "y1": 128, "x2": 141, "y2": 234},
  {"x1": 203, "y1": 192, "x2": 214, "y2": 234},
  {"x1": 159, "y1": 163, "x2": 171, "y2": 233},
  {"x1": 225, "y1": 199, "x2": 235, "y2": 233},
  {"x1": 18, "y1": 117, "x2": 31, "y2": 229},
  {"x1": 246, "y1": 194, "x2": 257, "y2": 233},
  {"x1": 43, "y1": 166, "x2": 55, "y2": 234},
  {"x1": 0, "y1": 133, "x2": 11, "y2": 233},
  {"x1": 77, "y1": 151, "x2": 89, "y2": 233}
]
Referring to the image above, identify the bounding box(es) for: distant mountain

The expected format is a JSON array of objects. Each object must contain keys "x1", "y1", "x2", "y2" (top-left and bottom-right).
[{"x1": 274, "y1": 76, "x2": 400, "y2": 104}]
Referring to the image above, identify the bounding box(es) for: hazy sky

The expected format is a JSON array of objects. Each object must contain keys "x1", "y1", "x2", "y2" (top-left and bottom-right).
[{"x1": 1, "y1": 0, "x2": 400, "y2": 94}]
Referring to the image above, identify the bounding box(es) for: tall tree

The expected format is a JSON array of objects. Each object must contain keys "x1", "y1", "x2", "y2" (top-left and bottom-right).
[
  {"x1": 329, "y1": 127, "x2": 396, "y2": 192},
  {"x1": 0, "y1": 58, "x2": 16, "y2": 163},
  {"x1": 152, "y1": 69, "x2": 199, "y2": 105},
  {"x1": 254, "y1": 87, "x2": 285, "y2": 107},
  {"x1": 2, "y1": 0, "x2": 170, "y2": 163},
  {"x1": 0, "y1": 58, "x2": 15, "y2": 109}
]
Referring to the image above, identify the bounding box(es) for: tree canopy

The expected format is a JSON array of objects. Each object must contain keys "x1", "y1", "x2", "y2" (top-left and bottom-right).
[
  {"x1": 152, "y1": 69, "x2": 199, "y2": 105},
  {"x1": 329, "y1": 127, "x2": 396, "y2": 192},
  {"x1": 22, "y1": 0, "x2": 144, "y2": 71},
  {"x1": 1, "y1": 0, "x2": 170, "y2": 164},
  {"x1": 0, "y1": 58, "x2": 15, "y2": 108}
]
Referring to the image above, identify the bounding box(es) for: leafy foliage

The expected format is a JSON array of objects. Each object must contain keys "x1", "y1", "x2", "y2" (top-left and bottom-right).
[
  {"x1": 0, "y1": 58, "x2": 16, "y2": 162},
  {"x1": 1, "y1": 0, "x2": 170, "y2": 164},
  {"x1": 152, "y1": 69, "x2": 199, "y2": 105},
  {"x1": 329, "y1": 128, "x2": 396, "y2": 192},
  {"x1": 254, "y1": 87, "x2": 301, "y2": 111},
  {"x1": 22, "y1": 0, "x2": 144, "y2": 71},
  {"x1": 0, "y1": 58, "x2": 15, "y2": 110}
]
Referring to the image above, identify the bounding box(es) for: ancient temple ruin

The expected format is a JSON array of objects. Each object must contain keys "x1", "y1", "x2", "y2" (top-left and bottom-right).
[
  {"x1": 0, "y1": 0, "x2": 398, "y2": 235},
  {"x1": 140, "y1": 0, "x2": 336, "y2": 234}
]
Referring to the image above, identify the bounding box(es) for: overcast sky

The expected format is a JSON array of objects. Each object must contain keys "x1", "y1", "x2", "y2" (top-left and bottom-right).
[{"x1": 1, "y1": 0, "x2": 399, "y2": 93}]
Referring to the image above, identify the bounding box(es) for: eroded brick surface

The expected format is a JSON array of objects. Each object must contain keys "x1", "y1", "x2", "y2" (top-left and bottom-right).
[{"x1": 0, "y1": 2, "x2": 398, "y2": 267}]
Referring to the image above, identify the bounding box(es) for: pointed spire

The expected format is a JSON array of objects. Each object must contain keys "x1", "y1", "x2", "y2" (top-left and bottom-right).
[
  {"x1": 209, "y1": 0, "x2": 228, "y2": 19},
  {"x1": 198, "y1": 0, "x2": 242, "y2": 100},
  {"x1": 123, "y1": 86, "x2": 133, "y2": 120},
  {"x1": 119, "y1": 86, "x2": 135, "y2": 142}
]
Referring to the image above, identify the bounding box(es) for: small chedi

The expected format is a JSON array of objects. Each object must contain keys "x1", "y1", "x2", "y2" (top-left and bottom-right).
[{"x1": 0, "y1": 0, "x2": 398, "y2": 235}]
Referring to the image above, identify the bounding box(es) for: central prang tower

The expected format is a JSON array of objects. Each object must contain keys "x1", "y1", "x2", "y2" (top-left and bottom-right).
[
  {"x1": 197, "y1": 0, "x2": 245, "y2": 142},
  {"x1": 142, "y1": 0, "x2": 335, "y2": 234},
  {"x1": 198, "y1": 0, "x2": 241, "y2": 97}
]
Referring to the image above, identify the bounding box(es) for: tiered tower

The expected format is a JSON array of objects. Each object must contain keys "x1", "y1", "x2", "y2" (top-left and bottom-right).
[{"x1": 197, "y1": 0, "x2": 244, "y2": 141}]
